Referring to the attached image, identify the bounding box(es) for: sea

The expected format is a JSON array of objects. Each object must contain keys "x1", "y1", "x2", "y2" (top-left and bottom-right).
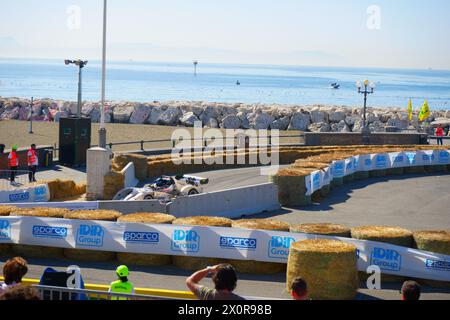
[{"x1": 1, "y1": 58, "x2": 449, "y2": 110}]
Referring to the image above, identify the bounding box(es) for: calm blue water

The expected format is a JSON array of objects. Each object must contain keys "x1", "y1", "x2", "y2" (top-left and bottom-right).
[{"x1": 0, "y1": 58, "x2": 449, "y2": 110}]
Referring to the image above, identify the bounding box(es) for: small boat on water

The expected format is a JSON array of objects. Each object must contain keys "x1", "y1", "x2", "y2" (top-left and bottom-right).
[
  {"x1": 331, "y1": 83, "x2": 340, "y2": 89},
  {"x1": 236, "y1": 80, "x2": 241, "y2": 86}
]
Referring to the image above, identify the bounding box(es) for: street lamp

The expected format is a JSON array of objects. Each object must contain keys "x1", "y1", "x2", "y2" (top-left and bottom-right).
[
  {"x1": 65, "y1": 59, "x2": 88, "y2": 118},
  {"x1": 193, "y1": 60, "x2": 198, "y2": 76},
  {"x1": 356, "y1": 80, "x2": 376, "y2": 145},
  {"x1": 99, "y1": 0, "x2": 108, "y2": 148}
]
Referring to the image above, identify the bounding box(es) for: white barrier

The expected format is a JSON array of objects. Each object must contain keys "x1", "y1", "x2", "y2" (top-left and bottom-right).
[
  {"x1": 0, "y1": 184, "x2": 50, "y2": 204},
  {"x1": 13, "y1": 201, "x2": 100, "y2": 211},
  {"x1": 167, "y1": 183, "x2": 281, "y2": 218},
  {"x1": 306, "y1": 149, "x2": 450, "y2": 196},
  {"x1": 0, "y1": 216, "x2": 449, "y2": 282},
  {"x1": 121, "y1": 162, "x2": 139, "y2": 188}
]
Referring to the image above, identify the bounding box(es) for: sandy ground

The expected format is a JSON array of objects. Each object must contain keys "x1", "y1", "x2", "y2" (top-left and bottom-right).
[{"x1": 0, "y1": 120, "x2": 302, "y2": 153}]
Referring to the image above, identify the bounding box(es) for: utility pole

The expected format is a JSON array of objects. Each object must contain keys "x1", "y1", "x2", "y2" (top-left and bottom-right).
[
  {"x1": 98, "y1": 0, "x2": 108, "y2": 148},
  {"x1": 29, "y1": 97, "x2": 34, "y2": 134},
  {"x1": 193, "y1": 60, "x2": 198, "y2": 76}
]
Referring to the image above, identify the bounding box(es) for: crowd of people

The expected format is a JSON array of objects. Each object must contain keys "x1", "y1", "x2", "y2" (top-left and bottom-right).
[{"x1": 0, "y1": 256, "x2": 424, "y2": 301}]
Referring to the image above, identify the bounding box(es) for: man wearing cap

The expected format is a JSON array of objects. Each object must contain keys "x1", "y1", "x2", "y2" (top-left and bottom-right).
[
  {"x1": 27, "y1": 144, "x2": 38, "y2": 183},
  {"x1": 8, "y1": 146, "x2": 19, "y2": 184},
  {"x1": 109, "y1": 265, "x2": 134, "y2": 300}
]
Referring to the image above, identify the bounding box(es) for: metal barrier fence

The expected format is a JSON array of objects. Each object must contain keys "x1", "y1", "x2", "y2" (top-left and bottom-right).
[
  {"x1": 33, "y1": 285, "x2": 185, "y2": 301},
  {"x1": 0, "y1": 170, "x2": 32, "y2": 191}
]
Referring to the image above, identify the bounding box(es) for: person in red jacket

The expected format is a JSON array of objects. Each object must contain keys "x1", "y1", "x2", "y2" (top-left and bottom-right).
[
  {"x1": 27, "y1": 144, "x2": 38, "y2": 183},
  {"x1": 8, "y1": 145, "x2": 19, "y2": 184},
  {"x1": 435, "y1": 125, "x2": 444, "y2": 146}
]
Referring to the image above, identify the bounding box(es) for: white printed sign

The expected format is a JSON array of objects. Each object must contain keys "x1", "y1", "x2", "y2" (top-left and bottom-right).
[
  {"x1": 0, "y1": 184, "x2": 50, "y2": 204},
  {"x1": 0, "y1": 216, "x2": 449, "y2": 282}
]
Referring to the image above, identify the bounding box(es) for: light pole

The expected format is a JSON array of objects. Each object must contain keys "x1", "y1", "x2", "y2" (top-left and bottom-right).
[
  {"x1": 193, "y1": 60, "x2": 198, "y2": 76},
  {"x1": 29, "y1": 96, "x2": 34, "y2": 134},
  {"x1": 99, "y1": 0, "x2": 108, "y2": 148},
  {"x1": 356, "y1": 80, "x2": 376, "y2": 145},
  {"x1": 65, "y1": 59, "x2": 88, "y2": 118}
]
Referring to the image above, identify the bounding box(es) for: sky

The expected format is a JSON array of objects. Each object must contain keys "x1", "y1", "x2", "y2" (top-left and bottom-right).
[{"x1": 1, "y1": 0, "x2": 450, "y2": 69}]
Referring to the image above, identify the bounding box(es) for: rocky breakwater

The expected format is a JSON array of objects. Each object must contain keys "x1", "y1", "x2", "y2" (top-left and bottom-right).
[{"x1": 1, "y1": 97, "x2": 449, "y2": 133}]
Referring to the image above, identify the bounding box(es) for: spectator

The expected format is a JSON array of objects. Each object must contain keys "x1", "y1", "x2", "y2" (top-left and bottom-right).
[
  {"x1": 0, "y1": 143, "x2": 5, "y2": 154},
  {"x1": 0, "y1": 257, "x2": 28, "y2": 294},
  {"x1": 401, "y1": 281, "x2": 421, "y2": 301},
  {"x1": 0, "y1": 285, "x2": 41, "y2": 300},
  {"x1": 8, "y1": 145, "x2": 19, "y2": 184},
  {"x1": 109, "y1": 265, "x2": 134, "y2": 300},
  {"x1": 186, "y1": 264, "x2": 244, "y2": 300},
  {"x1": 435, "y1": 125, "x2": 444, "y2": 146},
  {"x1": 290, "y1": 277, "x2": 308, "y2": 300},
  {"x1": 27, "y1": 144, "x2": 38, "y2": 183}
]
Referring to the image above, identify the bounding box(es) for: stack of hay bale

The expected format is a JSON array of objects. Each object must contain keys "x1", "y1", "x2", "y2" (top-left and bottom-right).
[
  {"x1": 287, "y1": 239, "x2": 359, "y2": 300},
  {"x1": 230, "y1": 219, "x2": 290, "y2": 274},
  {"x1": 9, "y1": 207, "x2": 70, "y2": 259},
  {"x1": 63, "y1": 210, "x2": 122, "y2": 262},
  {"x1": 172, "y1": 216, "x2": 233, "y2": 271},
  {"x1": 413, "y1": 230, "x2": 450, "y2": 287},
  {"x1": 112, "y1": 153, "x2": 148, "y2": 180},
  {"x1": 117, "y1": 213, "x2": 176, "y2": 266},
  {"x1": 42, "y1": 179, "x2": 86, "y2": 201},
  {"x1": 103, "y1": 171, "x2": 125, "y2": 200},
  {"x1": 351, "y1": 225, "x2": 413, "y2": 282},
  {"x1": 291, "y1": 223, "x2": 351, "y2": 238}
]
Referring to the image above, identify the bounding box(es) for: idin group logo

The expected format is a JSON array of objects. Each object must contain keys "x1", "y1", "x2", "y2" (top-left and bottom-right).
[
  {"x1": 370, "y1": 247, "x2": 402, "y2": 272},
  {"x1": 32, "y1": 225, "x2": 68, "y2": 239},
  {"x1": 268, "y1": 236, "x2": 295, "y2": 260},
  {"x1": 76, "y1": 224, "x2": 104, "y2": 247},
  {"x1": 123, "y1": 231, "x2": 159, "y2": 244},
  {"x1": 220, "y1": 236, "x2": 257, "y2": 250},
  {"x1": 171, "y1": 229, "x2": 200, "y2": 253},
  {"x1": 0, "y1": 220, "x2": 11, "y2": 241}
]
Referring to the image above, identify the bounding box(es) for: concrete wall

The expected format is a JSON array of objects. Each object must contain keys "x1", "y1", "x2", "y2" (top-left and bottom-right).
[
  {"x1": 304, "y1": 133, "x2": 428, "y2": 146},
  {"x1": 99, "y1": 200, "x2": 167, "y2": 214},
  {"x1": 166, "y1": 183, "x2": 280, "y2": 218},
  {"x1": 121, "y1": 162, "x2": 139, "y2": 188}
]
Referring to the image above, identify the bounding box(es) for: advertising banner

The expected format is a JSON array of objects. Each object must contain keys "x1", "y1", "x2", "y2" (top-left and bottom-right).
[
  {"x1": 0, "y1": 216, "x2": 449, "y2": 282},
  {"x1": 0, "y1": 184, "x2": 50, "y2": 204}
]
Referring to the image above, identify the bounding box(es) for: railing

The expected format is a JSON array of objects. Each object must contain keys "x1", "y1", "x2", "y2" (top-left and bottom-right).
[
  {"x1": 33, "y1": 285, "x2": 185, "y2": 301},
  {"x1": 0, "y1": 170, "x2": 33, "y2": 191}
]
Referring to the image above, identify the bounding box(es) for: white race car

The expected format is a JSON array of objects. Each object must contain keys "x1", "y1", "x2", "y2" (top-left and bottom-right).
[{"x1": 113, "y1": 175, "x2": 209, "y2": 201}]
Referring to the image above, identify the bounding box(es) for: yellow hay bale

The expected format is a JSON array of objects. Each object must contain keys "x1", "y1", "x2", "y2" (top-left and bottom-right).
[
  {"x1": 413, "y1": 231, "x2": 450, "y2": 255},
  {"x1": 12, "y1": 245, "x2": 64, "y2": 259},
  {"x1": 63, "y1": 210, "x2": 121, "y2": 262},
  {"x1": 172, "y1": 216, "x2": 233, "y2": 271},
  {"x1": 113, "y1": 153, "x2": 149, "y2": 180},
  {"x1": 230, "y1": 219, "x2": 289, "y2": 274},
  {"x1": 351, "y1": 226, "x2": 413, "y2": 247},
  {"x1": 43, "y1": 179, "x2": 86, "y2": 201},
  {"x1": 11, "y1": 207, "x2": 69, "y2": 218},
  {"x1": 413, "y1": 231, "x2": 450, "y2": 287},
  {"x1": 116, "y1": 213, "x2": 176, "y2": 266},
  {"x1": 64, "y1": 210, "x2": 122, "y2": 221},
  {"x1": 270, "y1": 171, "x2": 312, "y2": 207},
  {"x1": 0, "y1": 205, "x2": 16, "y2": 216},
  {"x1": 286, "y1": 239, "x2": 358, "y2": 300},
  {"x1": 173, "y1": 216, "x2": 232, "y2": 227},
  {"x1": 103, "y1": 171, "x2": 125, "y2": 200},
  {"x1": 117, "y1": 213, "x2": 176, "y2": 224},
  {"x1": 290, "y1": 223, "x2": 351, "y2": 238},
  {"x1": 351, "y1": 225, "x2": 413, "y2": 283}
]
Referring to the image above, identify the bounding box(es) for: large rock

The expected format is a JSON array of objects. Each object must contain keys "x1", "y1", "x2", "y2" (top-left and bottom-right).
[
  {"x1": 157, "y1": 107, "x2": 181, "y2": 125},
  {"x1": 445, "y1": 110, "x2": 450, "y2": 119},
  {"x1": 204, "y1": 117, "x2": 219, "y2": 128},
  {"x1": 310, "y1": 110, "x2": 329, "y2": 124},
  {"x1": 430, "y1": 118, "x2": 450, "y2": 128},
  {"x1": 113, "y1": 105, "x2": 134, "y2": 123},
  {"x1": 179, "y1": 112, "x2": 200, "y2": 127},
  {"x1": 270, "y1": 116, "x2": 290, "y2": 130},
  {"x1": 0, "y1": 107, "x2": 19, "y2": 120},
  {"x1": 308, "y1": 122, "x2": 331, "y2": 133},
  {"x1": 329, "y1": 111, "x2": 346, "y2": 123},
  {"x1": 221, "y1": 115, "x2": 241, "y2": 129},
  {"x1": 130, "y1": 105, "x2": 152, "y2": 124},
  {"x1": 387, "y1": 118, "x2": 408, "y2": 130},
  {"x1": 19, "y1": 106, "x2": 30, "y2": 120},
  {"x1": 288, "y1": 113, "x2": 311, "y2": 131},
  {"x1": 252, "y1": 113, "x2": 274, "y2": 130},
  {"x1": 147, "y1": 106, "x2": 166, "y2": 125}
]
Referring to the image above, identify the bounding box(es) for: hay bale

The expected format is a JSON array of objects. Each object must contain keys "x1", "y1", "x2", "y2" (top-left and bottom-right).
[
  {"x1": 343, "y1": 173, "x2": 355, "y2": 184},
  {"x1": 319, "y1": 185, "x2": 331, "y2": 198},
  {"x1": 413, "y1": 230, "x2": 450, "y2": 287},
  {"x1": 116, "y1": 213, "x2": 176, "y2": 266},
  {"x1": 270, "y1": 173, "x2": 312, "y2": 207},
  {"x1": 290, "y1": 223, "x2": 351, "y2": 238},
  {"x1": 351, "y1": 225, "x2": 413, "y2": 283},
  {"x1": 11, "y1": 207, "x2": 69, "y2": 218},
  {"x1": 286, "y1": 239, "x2": 358, "y2": 300},
  {"x1": 354, "y1": 171, "x2": 369, "y2": 180},
  {"x1": 230, "y1": 219, "x2": 289, "y2": 274},
  {"x1": 0, "y1": 244, "x2": 11, "y2": 257},
  {"x1": 103, "y1": 171, "x2": 125, "y2": 200},
  {"x1": 43, "y1": 179, "x2": 86, "y2": 201},
  {"x1": 0, "y1": 205, "x2": 16, "y2": 216},
  {"x1": 386, "y1": 168, "x2": 404, "y2": 176},
  {"x1": 113, "y1": 153, "x2": 149, "y2": 180},
  {"x1": 63, "y1": 210, "x2": 121, "y2": 262},
  {"x1": 424, "y1": 165, "x2": 448, "y2": 173},
  {"x1": 404, "y1": 166, "x2": 426, "y2": 174},
  {"x1": 172, "y1": 216, "x2": 232, "y2": 271},
  {"x1": 331, "y1": 177, "x2": 344, "y2": 188},
  {"x1": 369, "y1": 169, "x2": 386, "y2": 178}
]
